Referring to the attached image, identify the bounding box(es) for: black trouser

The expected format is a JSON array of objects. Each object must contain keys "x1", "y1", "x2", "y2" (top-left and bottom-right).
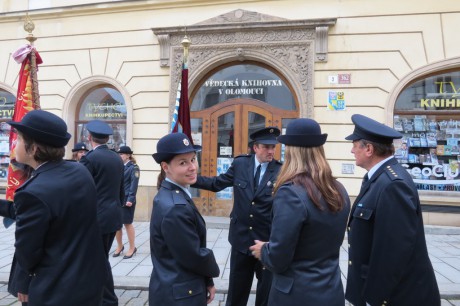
[
  {"x1": 101, "y1": 232, "x2": 118, "y2": 306},
  {"x1": 226, "y1": 248, "x2": 272, "y2": 306}
]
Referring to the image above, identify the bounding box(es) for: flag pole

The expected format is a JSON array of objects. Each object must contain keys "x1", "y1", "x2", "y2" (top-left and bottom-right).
[
  {"x1": 24, "y1": 13, "x2": 40, "y2": 108},
  {"x1": 181, "y1": 33, "x2": 191, "y2": 69}
]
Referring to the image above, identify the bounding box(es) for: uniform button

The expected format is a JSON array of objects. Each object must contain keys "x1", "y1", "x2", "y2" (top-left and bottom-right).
[
  {"x1": 348, "y1": 261, "x2": 352, "y2": 265},
  {"x1": 348, "y1": 227, "x2": 351, "y2": 231},
  {"x1": 383, "y1": 301, "x2": 387, "y2": 305},
  {"x1": 175, "y1": 190, "x2": 180, "y2": 193},
  {"x1": 188, "y1": 290, "x2": 193, "y2": 295},
  {"x1": 249, "y1": 227, "x2": 253, "y2": 230},
  {"x1": 250, "y1": 214, "x2": 253, "y2": 218},
  {"x1": 251, "y1": 202, "x2": 255, "y2": 205},
  {"x1": 360, "y1": 213, "x2": 363, "y2": 217}
]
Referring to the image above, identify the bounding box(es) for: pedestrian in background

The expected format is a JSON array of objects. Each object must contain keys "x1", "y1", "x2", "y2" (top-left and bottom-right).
[
  {"x1": 250, "y1": 118, "x2": 350, "y2": 306},
  {"x1": 114, "y1": 145, "x2": 140, "y2": 259},
  {"x1": 2, "y1": 110, "x2": 106, "y2": 305},
  {"x1": 344, "y1": 114, "x2": 440, "y2": 306},
  {"x1": 150, "y1": 132, "x2": 220, "y2": 306},
  {"x1": 71, "y1": 141, "x2": 89, "y2": 161},
  {"x1": 80, "y1": 120, "x2": 125, "y2": 306},
  {"x1": 192, "y1": 127, "x2": 282, "y2": 306}
]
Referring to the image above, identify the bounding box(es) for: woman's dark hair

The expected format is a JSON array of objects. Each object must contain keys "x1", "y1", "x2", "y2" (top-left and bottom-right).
[
  {"x1": 21, "y1": 132, "x2": 65, "y2": 163},
  {"x1": 156, "y1": 156, "x2": 174, "y2": 190}
]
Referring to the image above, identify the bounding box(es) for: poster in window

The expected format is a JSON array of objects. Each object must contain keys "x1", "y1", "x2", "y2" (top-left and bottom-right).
[{"x1": 216, "y1": 157, "x2": 233, "y2": 200}]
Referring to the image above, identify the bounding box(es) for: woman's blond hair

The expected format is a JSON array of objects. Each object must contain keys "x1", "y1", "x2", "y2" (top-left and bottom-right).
[{"x1": 274, "y1": 145, "x2": 344, "y2": 212}]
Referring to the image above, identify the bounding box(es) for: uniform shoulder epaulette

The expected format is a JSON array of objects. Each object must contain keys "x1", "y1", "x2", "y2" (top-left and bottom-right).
[
  {"x1": 234, "y1": 154, "x2": 251, "y2": 159},
  {"x1": 171, "y1": 189, "x2": 187, "y2": 206},
  {"x1": 384, "y1": 165, "x2": 403, "y2": 181}
]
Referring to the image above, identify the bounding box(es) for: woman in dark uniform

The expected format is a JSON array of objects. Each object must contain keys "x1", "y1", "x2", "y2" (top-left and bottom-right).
[
  {"x1": 2, "y1": 110, "x2": 107, "y2": 305},
  {"x1": 114, "y1": 145, "x2": 140, "y2": 259},
  {"x1": 250, "y1": 118, "x2": 350, "y2": 306},
  {"x1": 149, "y1": 132, "x2": 220, "y2": 306},
  {"x1": 71, "y1": 141, "x2": 88, "y2": 161}
]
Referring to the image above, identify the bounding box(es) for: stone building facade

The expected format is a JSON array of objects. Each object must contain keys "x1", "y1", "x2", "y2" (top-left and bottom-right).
[{"x1": 1, "y1": 0, "x2": 459, "y2": 225}]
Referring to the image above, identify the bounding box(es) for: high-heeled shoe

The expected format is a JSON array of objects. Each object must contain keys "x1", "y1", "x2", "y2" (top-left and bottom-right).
[
  {"x1": 123, "y1": 247, "x2": 137, "y2": 259},
  {"x1": 112, "y1": 246, "x2": 124, "y2": 257}
]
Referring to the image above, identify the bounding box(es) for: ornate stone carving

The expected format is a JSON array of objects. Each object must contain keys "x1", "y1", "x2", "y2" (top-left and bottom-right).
[
  {"x1": 152, "y1": 10, "x2": 335, "y2": 120},
  {"x1": 194, "y1": 9, "x2": 287, "y2": 25},
  {"x1": 315, "y1": 26, "x2": 329, "y2": 62},
  {"x1": 169, "y1": 29, "x2": 314, "y2": 46},
  {"x1": 157, "y1": 34, "x2": 170, "y2": 67},
  {"x1": 169, "y1": 39, "x2": 314, "y2": 117}
]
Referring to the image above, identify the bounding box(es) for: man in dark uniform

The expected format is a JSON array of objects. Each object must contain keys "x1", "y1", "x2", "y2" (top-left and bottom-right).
[
  {"x1": 192, "y1": 127, "x2": 282, "y2": 306},
  {"x1": 80, "y1": 120, "x2": 125, "y2": 306},
  {"x1": 345, "y1": 114, "x2": 440, "y2": 306}
]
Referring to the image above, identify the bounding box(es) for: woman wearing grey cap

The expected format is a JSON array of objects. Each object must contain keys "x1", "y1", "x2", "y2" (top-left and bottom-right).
[
  {"x1": 250, "y1": 118, "x2": 350, "y2": 306},
  {"x1": 149, "y1": 132, "x2": 220, "y2": 306}
]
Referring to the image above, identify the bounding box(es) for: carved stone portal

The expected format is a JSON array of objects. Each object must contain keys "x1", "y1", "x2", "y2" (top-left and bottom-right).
[{"x1": 152, "y1": 9, "x2": 336, "y2": 119}]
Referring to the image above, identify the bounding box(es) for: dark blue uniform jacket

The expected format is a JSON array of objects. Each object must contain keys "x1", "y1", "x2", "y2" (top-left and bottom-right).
[
  {"x1": 149, "y1": 180, "x2": 220, "y2": 306},
  {"x1": 261, "y1": 182, "x2": 350, "y2": 306},
  {"x1": 192, "y1": 154, "x2": 282, "y2": 252},
  {"x1": 4, "y1": 161, "x2": 107, "y2": 306},
  {"x1": 80, "y1": 144, "x2": 124, "y2": 234},
  {"x1": 345, "y1": 158, "x2": 440, "y2": 306}
]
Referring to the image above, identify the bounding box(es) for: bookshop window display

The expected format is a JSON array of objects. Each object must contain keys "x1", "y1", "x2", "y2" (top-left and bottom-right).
[
  {"x1": 76, "y1": 85, "x2": 127, "y2": 151},
  {"x1": 394, "y1": 71, "x2": 460, "y2": 192}
]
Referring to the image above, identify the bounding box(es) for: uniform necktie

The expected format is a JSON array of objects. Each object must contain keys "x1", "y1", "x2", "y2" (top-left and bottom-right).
[
  {"x1": 254, "y1": 164, "x2": 261, "y2": 190},
  {"x1": 362, "y1": 173, "x2": 369, "y2": 184},
  {"x1": 360, "y1": 173, "x2": 369, "y2": 193}
]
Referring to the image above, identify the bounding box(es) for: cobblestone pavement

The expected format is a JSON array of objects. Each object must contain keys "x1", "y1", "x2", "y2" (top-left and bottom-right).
[
  {"x1": 1, "y1": 219, "x2": 460, "y2": 305},
  {"x1": 0, "y1": 285, "x2": 459, "y2": 306}
]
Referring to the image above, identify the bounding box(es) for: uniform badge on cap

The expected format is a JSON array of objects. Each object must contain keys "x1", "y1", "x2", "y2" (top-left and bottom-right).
[
  {"x1": 269, "y1": 128, "x2": 274, "y2": 133},
  {"x1": 183, "y1": 138, "x2": 190, "y2": 146}
]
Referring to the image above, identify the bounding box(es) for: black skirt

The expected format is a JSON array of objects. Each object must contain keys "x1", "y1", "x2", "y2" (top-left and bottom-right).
[{"x1": 121, "y1": 204, "x2": 135, "y2": 224}]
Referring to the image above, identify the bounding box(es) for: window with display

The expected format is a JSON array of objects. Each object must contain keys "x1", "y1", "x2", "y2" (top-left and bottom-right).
[
  {"x1": 76, "y1": 85, "x2": 127, "y2": 151},
  {"x1": 394, "y1": 71, "x2": 460, "y2": 192},
  {"x1": 0, "y1": 89, "x2": 15, "y2": 183}
]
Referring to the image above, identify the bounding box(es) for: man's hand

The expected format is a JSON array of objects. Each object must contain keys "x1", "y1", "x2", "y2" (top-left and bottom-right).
[
  {"x1": 249, "y1": 240, "x2": 267, "y2": 260},
  {"x1": 207, "y1": 285, "x2": 216, "y2": 304}
]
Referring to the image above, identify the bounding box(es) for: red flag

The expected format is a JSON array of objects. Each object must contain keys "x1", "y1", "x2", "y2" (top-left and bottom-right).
[
  {"x1": 6, "y1": 46, "x2": 42, "y2": 201},
  {"x1": 171, "y1": 63, "x2": 193, "y2": 144}
]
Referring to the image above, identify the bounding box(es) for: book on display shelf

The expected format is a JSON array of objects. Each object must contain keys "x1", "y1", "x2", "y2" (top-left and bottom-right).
[
  {"x1": 393, "y1": 116, "x2": 403, "y2": 131},
  {"x1": 420, "y1": 137, "x2": 428, "y2": 147},
  {"x1": 408, "y1": 137, "x2": 421, "y2": 147},
  {"x1": 426, "y1": 132, "x2": 437, "y2": 147},
  {"x1": 403, "y1": 118, "x2": 414, "y2": 132},
  {"x1": 436, "y1": 145, "x2": 445, "y2": 156},
  {"x1": 413, "y1": 116, "x2": 426, "y2": 132}
]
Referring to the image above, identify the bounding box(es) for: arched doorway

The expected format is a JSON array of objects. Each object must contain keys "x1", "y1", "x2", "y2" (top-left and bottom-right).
[{"x1": 189, "y1": 62, "x2": 299, "y2": 216}]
